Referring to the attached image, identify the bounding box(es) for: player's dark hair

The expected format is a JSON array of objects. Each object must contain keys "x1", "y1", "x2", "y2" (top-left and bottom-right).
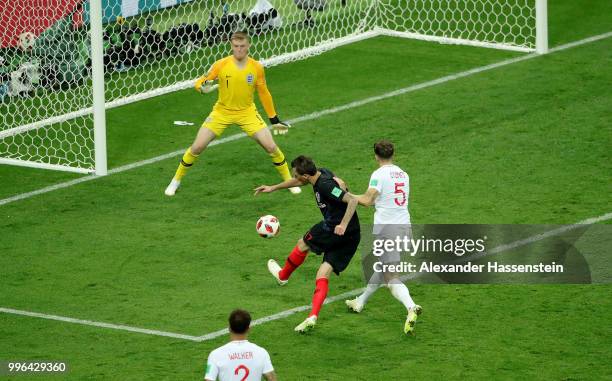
[
  {"x1": 231, "y1": 31, "x2": 250, "y2": 42},
  {"x1": 291, "y1": 155, "x2": 317, "y2": 176},
  {"x1": 374, "y1": 140, "x2": 394, "y2": 159},
  {"x1": 229, "y1": 309, "x2": 251, "y2": 334}
]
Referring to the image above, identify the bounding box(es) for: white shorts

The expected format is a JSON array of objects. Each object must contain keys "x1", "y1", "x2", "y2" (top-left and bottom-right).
[{"x1": 372, "y1": 224, "x2": 412, "y2": 264}]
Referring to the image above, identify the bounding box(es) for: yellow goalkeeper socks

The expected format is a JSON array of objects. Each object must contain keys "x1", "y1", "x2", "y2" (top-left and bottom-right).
[
  {"x1": 174, "y1": 147, "x2": 199, "y2": 181},
  {"x1": 269, "y1": 147, "x2": 291, "y2": 181}
]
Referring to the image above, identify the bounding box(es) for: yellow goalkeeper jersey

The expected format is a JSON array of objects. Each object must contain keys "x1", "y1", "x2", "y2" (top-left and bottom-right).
[{"x1": 195, "y1": 56, "x2": 277, "y2": 117}]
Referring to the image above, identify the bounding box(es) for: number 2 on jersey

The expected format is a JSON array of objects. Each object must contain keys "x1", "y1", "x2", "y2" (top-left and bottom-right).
[
  {"x1": 394, "y1": 182, "x2": 406, "y2": 206},
  {"x1": 234, "y1": 364, "x2": 249, "y2": 381}
]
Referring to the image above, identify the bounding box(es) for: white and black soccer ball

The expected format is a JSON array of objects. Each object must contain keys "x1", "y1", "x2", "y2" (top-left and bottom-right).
[
  {"x1": 18, "y1": 32, "x2": 36, "y2": 52},
  {"x1": 256, "y1": 215, "x2": 280, "y2": 238}
]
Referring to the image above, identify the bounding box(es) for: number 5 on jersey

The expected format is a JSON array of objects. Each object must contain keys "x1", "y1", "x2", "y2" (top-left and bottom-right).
[{"x1": 394, "y1": 182, "x2": 406, "y2": 206}]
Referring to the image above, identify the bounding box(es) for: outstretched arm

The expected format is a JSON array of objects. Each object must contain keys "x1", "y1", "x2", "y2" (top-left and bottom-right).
[
  {"x1": 355, "y1": 188, "x2": 379, "y2": 207},
  {"x1": 334, "y1": 176, "x2": 378, "y2": 207},
  {"x1": 256, "y1": 63, "x2": 291, "y2": 135},
  {"x1": 257, "y1": 82, "x2": 277, "y2": 118},
  {"x1": 255, "y1": 63, "x2": 277, "y2": 117},
  {"x1": 254, "y1": 178, "x2": 305, "y2": 195}
]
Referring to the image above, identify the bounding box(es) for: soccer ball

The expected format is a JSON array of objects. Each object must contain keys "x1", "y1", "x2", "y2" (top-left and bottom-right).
[
  {"x1": 18, "y1": 32, "x2": 36, "y2": 52},
  {"x1": 256, "y1": 215, "x2": 280, "y2": 238}
]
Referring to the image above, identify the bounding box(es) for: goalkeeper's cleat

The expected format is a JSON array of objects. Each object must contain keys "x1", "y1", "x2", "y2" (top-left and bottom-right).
[
  {"x1": 288, "y1": 187, "x2": 302, "y2": 194},
  {"x1": 267, "y1": 259, "x2": 288, "y2": 286},
  {"x1": 294, "y1": 315, "x2": 317, "y2": 333},
  {"x1": 164, "y1": 179, "x2": 181, "y2": 196},
  {"x1": 345, "y1": 298, "x2": 364, "y2": 313},
  {"x1": 404, "y1": 305, "x2": 422, "y2": 335}
]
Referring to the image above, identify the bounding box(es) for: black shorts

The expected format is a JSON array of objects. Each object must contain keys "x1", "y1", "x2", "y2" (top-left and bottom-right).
[{"x1": 303, "y1": 221, "x2": 361, "y2": 275}]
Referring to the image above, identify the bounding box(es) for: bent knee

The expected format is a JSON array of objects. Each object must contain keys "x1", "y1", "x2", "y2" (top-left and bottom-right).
[
  {"x1": 190, "y1": 144, "x2": 205, "y2": 155},
  {"x1": 265, "y1": 144, "x2": 278, "y2": 154},
  {"x1": 297, "y1": 238, "x2": 309, "y2": 251}
]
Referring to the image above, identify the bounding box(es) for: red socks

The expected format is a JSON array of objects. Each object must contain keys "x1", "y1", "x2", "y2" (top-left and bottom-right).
[
  {"x1": 279, "y1": 245, "x2": 308, "y2": 281},
  {"x1": 278, "y1": 245, "x2": 329, "y2": 318},
  {"x1": 309, "y1": 278, "x2": 329, "y2": 318}
]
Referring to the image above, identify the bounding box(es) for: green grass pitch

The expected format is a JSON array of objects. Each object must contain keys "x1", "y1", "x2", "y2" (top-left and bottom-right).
[{"x1": 0, "y1": 1, "x2": 611, "y2": 380}]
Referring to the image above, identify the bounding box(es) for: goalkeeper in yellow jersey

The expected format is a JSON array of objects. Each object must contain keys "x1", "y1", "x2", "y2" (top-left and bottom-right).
[{"x1": 165, "y1": 31, "x2": 300, "y2": 196}]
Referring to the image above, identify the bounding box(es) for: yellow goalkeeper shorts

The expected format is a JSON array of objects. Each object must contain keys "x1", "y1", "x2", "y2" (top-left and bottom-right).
[{"x1": 202, "y1": 106, "x2": 267, "y2": 137}]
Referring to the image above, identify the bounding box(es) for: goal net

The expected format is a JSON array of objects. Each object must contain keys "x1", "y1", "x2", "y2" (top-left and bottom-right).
[
  {"x1": 378, "y1": 0, "x2": 540, "y2": 52},
  {"x1": 0, "y1": 0, "x2": 546, "y2": 174}
]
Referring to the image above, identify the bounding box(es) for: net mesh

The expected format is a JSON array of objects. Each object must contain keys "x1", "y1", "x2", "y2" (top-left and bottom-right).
[
  {"x1": 0, "y1": 0, "x2": 537, "y2": 172},
  {"x1": 378, "y1": 0, "x2": 536, "y2": 49}
]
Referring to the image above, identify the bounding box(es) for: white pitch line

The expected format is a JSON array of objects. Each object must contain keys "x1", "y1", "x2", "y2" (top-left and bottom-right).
[
  {"x1": 1, "y1": 31, "x2": 611, "y2": 208},
  {"x1": 1, "y1": 32, "x2": 612, "y2": 340},
  {"x1": 1, "y1": 212, "x2": 610, "y2": 341},
  {"x1": 195, "y1": 211, "x2": 612, "y2": 341},
  {"x1": 549, "y1": 31, "x2": 612, "y2": 53},
  {"x1": 194, "y1": 289, "x2": 365, "y2": 342},
  {"x1": 0, "y1": 307, "x2": 201, "y2": 341},
  {"x1": 0, "y1": 133, "x2": 247, "y2": 207}
]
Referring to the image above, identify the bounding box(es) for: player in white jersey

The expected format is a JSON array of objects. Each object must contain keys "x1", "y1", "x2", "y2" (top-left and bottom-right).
[
  {"x1": 205, "y1": 309, "x2": 277, "y2": 381},
  {"x1": 339, "y1": 140, "x2": 422, "y2": 335}
]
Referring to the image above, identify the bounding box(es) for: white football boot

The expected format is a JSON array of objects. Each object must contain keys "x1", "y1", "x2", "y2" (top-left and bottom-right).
[
  {"x1": 345, "y1": 297, "x2": 364, "y2": 313},
  {"x1": 294, "y1": 315, "x2": 317, "y2": 333},
  {"x1": 164, "y1": 179, "x2": 181, "y2": 196},
  {"x1": 267, "y1": 259, "x2": 288, "y2": 286}
]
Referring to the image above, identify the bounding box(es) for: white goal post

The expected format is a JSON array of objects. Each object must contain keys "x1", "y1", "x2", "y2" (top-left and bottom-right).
[{"x1": 0, "y1": 0, "x2": 547, "y2": 175}]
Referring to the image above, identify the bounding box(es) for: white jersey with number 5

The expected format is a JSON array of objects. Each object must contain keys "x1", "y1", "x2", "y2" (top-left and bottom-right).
[
  {"x1": 369, "y1": 164, "x2": 411, "y2": 225},
  {"x1": 205, "y1": 340, "x2": 273, "y2": 381}
]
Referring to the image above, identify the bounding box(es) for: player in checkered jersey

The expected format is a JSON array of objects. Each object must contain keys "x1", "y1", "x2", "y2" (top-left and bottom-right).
[
  {"x1": 254, "y1": 155, "x2": 360, "y2": 333},
  {"x1": 204, "y1": 310, "x2": 277, "y2": 381},
  {"x1": 340, "y1": 140, "x2": 422, "y2": 335}
]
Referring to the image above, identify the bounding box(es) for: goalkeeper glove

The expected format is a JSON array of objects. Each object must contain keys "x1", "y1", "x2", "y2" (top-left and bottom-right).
[
  {"x1": 198, "y1": 80, "x2": 218, "y2": 94},
  {"x1": 270, "y1": 116, "x2": 291, "y2": 135}
]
